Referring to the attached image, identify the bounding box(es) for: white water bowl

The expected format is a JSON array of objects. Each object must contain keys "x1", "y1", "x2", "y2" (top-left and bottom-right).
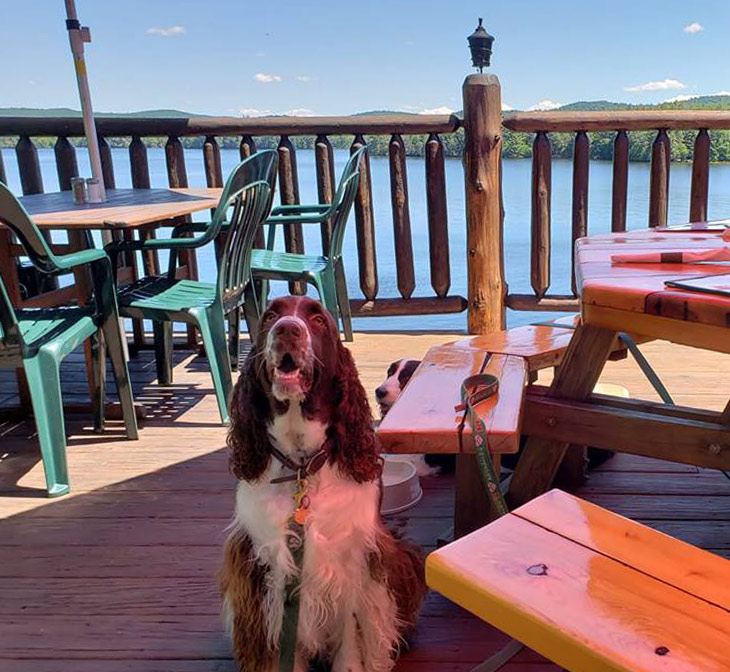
[{"x1": 380, "y1": 458, "x2": 423, "y2": 516}]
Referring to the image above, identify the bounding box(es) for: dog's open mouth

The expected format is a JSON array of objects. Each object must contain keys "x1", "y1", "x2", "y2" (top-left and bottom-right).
[
  {"x1": 378, "y1": 402, "x2": 391, "y2": 417},
  {"x1": 271, "y1": 352, "x2": 310, "y2": 397}
]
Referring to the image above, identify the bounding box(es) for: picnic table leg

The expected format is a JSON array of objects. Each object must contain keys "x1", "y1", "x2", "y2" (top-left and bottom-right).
[
  {"x1": 454, "y1": 453, "x2": 502, "y2": 538},
  {"x1": 507, "y1": 324, "x2": 618, "y2": 509}
]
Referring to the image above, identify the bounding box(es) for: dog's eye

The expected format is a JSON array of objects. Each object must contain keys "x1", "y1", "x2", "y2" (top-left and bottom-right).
[
  {"x1": 262, "y1": 312, "x2": 277, "y2": 324},
  {"x1": 310, "y1": 314, "x2": 326, "y2": 327}
]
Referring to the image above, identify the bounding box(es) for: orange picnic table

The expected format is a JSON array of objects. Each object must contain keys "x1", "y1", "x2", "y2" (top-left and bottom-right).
[{"x1": 379, "y1": 228, "x2": 730, "y2": 533}]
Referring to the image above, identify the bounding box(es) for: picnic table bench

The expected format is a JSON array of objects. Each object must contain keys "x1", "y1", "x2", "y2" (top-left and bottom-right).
[{"x1": 427, "y1": 489, "x2": 730, "y2": 672}]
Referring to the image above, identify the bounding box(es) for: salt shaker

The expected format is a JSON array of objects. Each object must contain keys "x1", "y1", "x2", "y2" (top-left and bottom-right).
[
  {"x1": 71, "y1": 177, "x2": 87, "y2": 205},
  {"x1": 86, "y1": 178, "x2": 103, "y2": 203}
]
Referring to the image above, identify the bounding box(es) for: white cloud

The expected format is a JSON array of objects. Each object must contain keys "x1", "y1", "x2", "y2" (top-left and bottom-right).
[
  {"x1": 254, "y1": 73, "x2": 282, "y2": 83},
  {"x1": 683, "y1": 22, "x2": 704, "y2": 34},
  {"x1": 146, "y1": 25, "x2": 185, "y2": 37},
  {"x1": 663, "y1": 90, "x2": 730, "y2": 103},
  {"x1": 663, "y1": 94, "x2": 697, "y2": 103},
  {"x1": 419, "y1": 106, "x2": 454, "y2": 115},
  {"x1": 528, "y1": 99, "x2": 563, "y2": 111},
  {"x1": 501, "y1": 103, "x2": 514, "y2": 111},
  {"x1": 295, "y1": 76, "x2": 311, "y2": 82},
  {"x1": 625, "y1": 78, "x2": 686, "y2": 92}
]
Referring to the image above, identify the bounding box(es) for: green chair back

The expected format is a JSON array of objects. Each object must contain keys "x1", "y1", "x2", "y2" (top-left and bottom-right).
[
  {"x1": 328, "y1": 146, "x2": 367, "y2": 260},
  {"x1": 214, "y1": 150, "x2": 278, "y2": 306},
  {"x1": 0, "y1": 183, "x2": 61, "y2": 274}
]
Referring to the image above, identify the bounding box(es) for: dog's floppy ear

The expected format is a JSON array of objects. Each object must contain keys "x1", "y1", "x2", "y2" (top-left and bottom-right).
[
  {"x1": 329, "y1": 341, "x2": 382, "y2": 483},
  {"x1": 228, "y1": 352, "x2": 272, "y2": 482}
]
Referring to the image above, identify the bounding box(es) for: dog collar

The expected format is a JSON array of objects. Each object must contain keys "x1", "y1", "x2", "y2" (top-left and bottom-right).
[{"x1": 269, "y1": 441, "x2": 332, "y2": 484}]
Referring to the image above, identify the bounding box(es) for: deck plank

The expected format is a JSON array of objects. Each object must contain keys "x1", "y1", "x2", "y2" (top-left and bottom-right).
[{"x1": 0, "y1": 334, "x2": 729, "y2": 670}]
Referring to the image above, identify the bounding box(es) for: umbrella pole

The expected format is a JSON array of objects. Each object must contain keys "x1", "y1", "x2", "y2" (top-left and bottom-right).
[{"x1": 64, "y1": 0, "x2": 106, "y2": 204}]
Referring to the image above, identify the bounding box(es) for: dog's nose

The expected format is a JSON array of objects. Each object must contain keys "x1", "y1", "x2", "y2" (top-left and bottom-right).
[
  {"x1": 273, "y1": 318, "x2": 303, "y2": 340},
  {"x1": 375, "y1": 386, "x2": 387, "y2": 401}
]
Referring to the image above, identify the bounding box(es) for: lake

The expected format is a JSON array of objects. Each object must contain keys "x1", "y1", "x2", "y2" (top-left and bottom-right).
[{"x1": 3, "y1": 147, "x2": 730, "y2": 331}]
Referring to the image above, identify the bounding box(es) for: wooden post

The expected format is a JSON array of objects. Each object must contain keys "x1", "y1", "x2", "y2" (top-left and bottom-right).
[
  {"x1": 462, "y1": 73, "x2": 505, "y2": 334},
  {"x1": 54, "y1": 137, "x2": 78, "y2": 190},
  {"x1": 571, "y1": 131, "x2": 589, "y2": 294},
  {"x1": 649, "y1": 129, "x2": 670, "y2": 227},
  {"x1": 690, "y1": 129, "x2": 710, "y2": 223},
  {"x1": 425, "y1": 133, "x2": 450, "y2": 297},
  {"x1": 531, "y1": 132, "x2": 551, "y2": 298},
  {"x1": 611, "y1": 130, "x2": 629, "y2": 233},
  {"x1": 351, "y1": 135, "x2": 378, "y2": 302}
]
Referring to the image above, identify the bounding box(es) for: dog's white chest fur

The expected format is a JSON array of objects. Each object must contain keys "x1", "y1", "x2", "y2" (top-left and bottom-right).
[{"x1": 228, "y1": 403, "x2": 397, "y2": 671}]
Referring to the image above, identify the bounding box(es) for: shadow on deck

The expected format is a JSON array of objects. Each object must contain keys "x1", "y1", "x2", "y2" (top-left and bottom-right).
[{"x1": 0, "y1": 334, "x2": 729, "y2": 671}]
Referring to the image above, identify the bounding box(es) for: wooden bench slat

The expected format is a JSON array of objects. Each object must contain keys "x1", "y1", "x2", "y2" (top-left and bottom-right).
[
  {"x1": 515, "y1": 489, "x2": 730, "y2": 610},
  {"x1": 427, "y1": 495, "x2": 730, "y2": 672},
  {"x1": 377, "y1": 348, "x2": 526, "y2": 454}
]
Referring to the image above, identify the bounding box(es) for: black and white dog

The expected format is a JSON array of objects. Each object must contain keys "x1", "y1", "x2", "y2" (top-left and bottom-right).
[{"x1": 376, "y1": 359, "x2": 455, "y2": 476}]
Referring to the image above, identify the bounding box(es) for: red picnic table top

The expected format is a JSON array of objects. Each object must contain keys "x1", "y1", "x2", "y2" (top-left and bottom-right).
[{"x1": 578, "y1": 228, "x2": 730, "y2": 354}]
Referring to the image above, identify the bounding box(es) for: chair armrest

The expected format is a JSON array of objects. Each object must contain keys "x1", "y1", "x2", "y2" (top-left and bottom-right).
[
  {"x1": 53, "y1": 248, "x2": 109, "y2": 271},
  {"x1": 170, "y1": 222, "x2": 212, "y2": 238},
  {"x1": 266, "y1": 212, "x2": 329, "y2": 225},
  {"x1": 270, "y1": 203, "x2": 330, "y2": 216}
]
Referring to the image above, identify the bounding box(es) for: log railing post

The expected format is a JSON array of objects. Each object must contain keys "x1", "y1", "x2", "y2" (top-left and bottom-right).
[
  {"x1": 571, "y1": 131, "x2": 589, "y2": 294},
  {"x1": 531, "y1": 132, "x2": 552, "y2": 298},
  {"x1": 98, "y1": 137, "x2": 116, "y2": 189},
  {"x1": 277, "y1": 136, "x2": 305, "y2": 295},
  {"x1": 690, "y1": 128, "x2": 710, "y2": 223},
  {"x1": 425, "y1": 133, "x2": 450, "y2": 297},
  {"x1": 350, "y1": 134, "x2": 378, "y2": 302},
  {"x1": 54, "y1": 137, "x2": 78, "y2": 191},
  {"x1": 649, "y1": 129, "x2": 670, "y2": 227},
  {"x1": 388, "y1": 133, "x2": 415, "y2": 300},
  {"x1": 462, "y1": 73, "x2": 505, "y2": 333},
  {"x1": 611, "y1": 130, "x2": 629, "y2": 233},
  {"x1": 314, "y1": 134, "x2": 336, "y2": 254}
]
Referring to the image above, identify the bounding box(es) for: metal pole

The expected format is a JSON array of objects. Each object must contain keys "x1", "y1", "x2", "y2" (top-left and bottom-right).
[{"x1": 64, "y1": 0, "x2": 106, "y2": 202}]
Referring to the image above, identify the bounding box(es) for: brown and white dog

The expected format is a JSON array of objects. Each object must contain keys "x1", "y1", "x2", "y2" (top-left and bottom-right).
[
  {"x1": 220, "y1": 296, "x2": 426, "y2": 672},
  {"x1": 376, "y1": 359, "x2": 455, "y2": 476}
]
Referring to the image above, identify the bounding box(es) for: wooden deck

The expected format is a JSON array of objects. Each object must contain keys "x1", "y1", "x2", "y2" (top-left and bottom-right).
[{"x1": 1, "y1": 333, "x2": 729, "y2": 672}]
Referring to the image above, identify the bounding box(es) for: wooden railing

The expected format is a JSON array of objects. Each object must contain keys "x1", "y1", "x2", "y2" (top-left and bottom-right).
[
  {"x1": 0, "y1": 113, "x2": 464, "y2": 319},
  {"x1": 4, "y1": 103, "x2": 730, "y2": 334},
  {"x1": 492, "y1": 109, "x2": 730, "y2": 317}
]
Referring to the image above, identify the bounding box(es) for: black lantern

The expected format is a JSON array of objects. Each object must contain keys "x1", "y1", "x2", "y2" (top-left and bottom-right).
[{"x1": 467, "y1": 18, "x2": 494, "y2": 72}]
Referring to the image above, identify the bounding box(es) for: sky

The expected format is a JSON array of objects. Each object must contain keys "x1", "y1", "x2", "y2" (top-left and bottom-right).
[{"x1": 2, "y1": 0, "x2": 730, "y2": 116}]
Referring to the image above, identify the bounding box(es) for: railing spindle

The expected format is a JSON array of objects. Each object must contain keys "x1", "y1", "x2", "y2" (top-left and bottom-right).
[
  {"x1": 350, "y1": 134, "x2": 378, "y2": 302},
  {"x1": 165, "y1": 135, "x2": 197, "y2": 344},
  {"x1": 54, "y1": 137, "x2": 78, "y2": 191},
  {"x1": 129, "y1": 136, "x2": 151, "y2": 189},
  {"x1": 16, "y1": 136, "x2": 43, "y2": 195},
  {"x1": 690, "y1": 129, "x2": 710, "y2": 223},
  {"x1": 388, "y1": 133, "x2": 415, "y2": 299},
  {"x1": 649, "y1": 129, "x2": 670, "y2": 227},
  {"x1": 611, "y1": 130, "x2": 629, "y2": 232},
  {"x1": 425, "y1": 133, "x2": 450, "y2": 297},
  {"x1": 239, "y1": 135, "x2": 257, "y2": 159},
  {"x1": 277, "y1": 135, "x2": 305, "y2": 294},
  {"x1": 531, "y1": 131, "x2": 551, "y2": 297},
  {"x1": 571, "y1": 131, "x2": 589, "y2": 294},
  {"x1": 203, "y1": 135, "x2": 223, "y2": 188},
  {"x1": 314, "y1": 134, "x2": 335, "y2": 254},
  {"x1": 98, "y1": 137, "x2": 116, "y2": 189}
]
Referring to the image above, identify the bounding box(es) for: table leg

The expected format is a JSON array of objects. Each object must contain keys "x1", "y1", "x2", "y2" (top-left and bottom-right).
[
  {"x1": 507, "y1": 324, "x2": 618, "y2": 509},
  {"x1": 68, "y1": 230, "x2": 97, "y2": 397},
  {"x1": 454, "y1": 453, "x2": 502, "y2": 538}
]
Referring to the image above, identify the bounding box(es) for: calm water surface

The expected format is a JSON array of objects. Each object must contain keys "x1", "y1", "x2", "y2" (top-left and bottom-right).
[{"x1": 4, "y1": 147, "x2": 730, "y2": 331}]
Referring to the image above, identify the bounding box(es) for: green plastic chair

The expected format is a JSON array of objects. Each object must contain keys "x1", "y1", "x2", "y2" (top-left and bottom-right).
[
  {"x1": 252, "y1": 146, "x2": 367, "y2": 342},
  {"x1": 106, "y1": 150, "x2": 278, "y2": 424},
  {"x1": 0, "y1": 182, "x2": 138, "y2": 497}
]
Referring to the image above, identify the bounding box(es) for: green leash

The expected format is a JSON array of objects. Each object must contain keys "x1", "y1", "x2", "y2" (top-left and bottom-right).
[
  {"x1": 278, "y1": 477, "x2": 310, "y2": 672},
  {"x1": 457, "y1": 365, "x2": 510, "y2": 518}
]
